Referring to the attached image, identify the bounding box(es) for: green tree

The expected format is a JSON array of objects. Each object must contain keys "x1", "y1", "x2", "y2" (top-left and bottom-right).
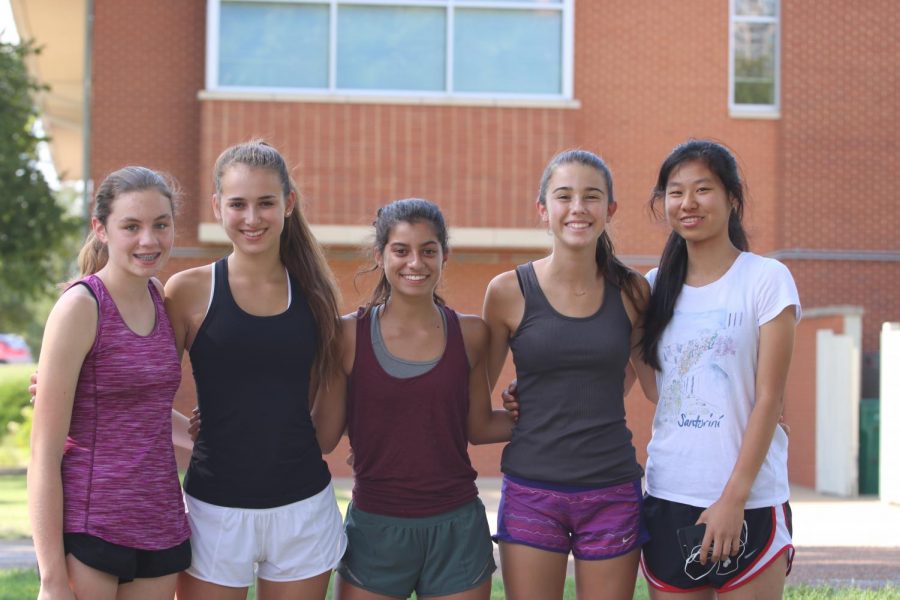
[{"x1": 0, "y1": 40, "x2": 80, "y2": 348}]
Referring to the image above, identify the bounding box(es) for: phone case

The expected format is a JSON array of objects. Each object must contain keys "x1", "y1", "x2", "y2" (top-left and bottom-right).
[{"x1": 676, "y1": 523, "x2": 707, "y2": 560}]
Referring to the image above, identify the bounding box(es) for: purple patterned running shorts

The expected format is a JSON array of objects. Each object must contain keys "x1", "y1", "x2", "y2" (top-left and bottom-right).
[{"x1": 494, "y1": 475, "x2": 648, "y2": 560}]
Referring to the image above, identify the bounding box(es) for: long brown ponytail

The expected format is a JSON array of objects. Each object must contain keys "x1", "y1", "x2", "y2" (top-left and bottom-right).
[{"x1": 213, "y1": 141, "x2": 342, "y2": 385}]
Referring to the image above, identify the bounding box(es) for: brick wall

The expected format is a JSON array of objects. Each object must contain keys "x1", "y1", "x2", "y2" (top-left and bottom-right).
[
  {"x1": 90, "y1": 1, "x2": 205, "y2": 249},
  {"x1": 787, "y1": 261, "x2": 900, "y2": 353},
  {"x1": 91, "y1": 1, "x2": 899, "y2": 482},
  {"x1": 779, "y1": 1, "x2": 900, "y2": 355},
  {"x1": 193, "y1": 1, "x2": 786, "y2": 258}
]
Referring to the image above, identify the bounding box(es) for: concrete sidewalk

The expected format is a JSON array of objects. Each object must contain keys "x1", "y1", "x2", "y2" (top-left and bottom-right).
[{"x1": 4, "y1": 479, "x2": 900, "y2": 587}]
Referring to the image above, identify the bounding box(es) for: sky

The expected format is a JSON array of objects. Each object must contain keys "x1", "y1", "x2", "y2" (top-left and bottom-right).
[{"x1": 0, "y1": 0, "x2": 19, "y2": 43}]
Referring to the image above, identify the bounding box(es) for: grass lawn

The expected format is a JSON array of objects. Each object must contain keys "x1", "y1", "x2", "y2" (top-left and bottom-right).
[
  {"x1": 0, "y1": 363, "x2": 34, "y2": 468},
  {"x1": 0, "y1": 474, "x2": 28, "y2": 539},
  {"x1": 0, "y1": 569, "x2": 39, "y2": 600},
  {"x1": 3, "y1": 570, "x2": 899, "y2": 599},
  {"x1": 4, "y1": 475, "x2": 900, "y2": 598}
]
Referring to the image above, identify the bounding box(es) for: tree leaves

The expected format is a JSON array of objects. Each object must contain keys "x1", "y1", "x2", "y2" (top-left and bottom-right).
[{"x1": 0, "y1": 40, "x2": 80, "y2": 341}]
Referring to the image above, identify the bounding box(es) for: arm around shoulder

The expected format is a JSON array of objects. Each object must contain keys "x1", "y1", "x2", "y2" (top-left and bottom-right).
[
  {"x1": 623, "y1": 273, "x2": 658, "y2": 403},
  {"x1": 461, "y1": 314, "x2": 514, "y2": 445},
  {"x1": 311, "y1": 315, "x2": 355, "y2": 454}
]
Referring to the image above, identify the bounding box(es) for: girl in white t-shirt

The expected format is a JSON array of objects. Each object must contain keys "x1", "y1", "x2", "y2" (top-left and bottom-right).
[{"x1": 639, "y1": 140, "x2": 800, "y2": 598}]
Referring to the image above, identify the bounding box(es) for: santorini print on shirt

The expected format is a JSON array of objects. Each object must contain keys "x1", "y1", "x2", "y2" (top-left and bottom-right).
[{"x1": 658, "y1": 308, "x2": 742, "y2": 430}]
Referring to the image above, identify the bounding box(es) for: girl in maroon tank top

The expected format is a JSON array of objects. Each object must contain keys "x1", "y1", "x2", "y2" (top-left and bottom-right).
[
  {"x1": 314, "y1": 199, "x2": 514, "y2": 600},
  {"x1": 29, "y1": 167, "x2": 190, "y2": 599}
]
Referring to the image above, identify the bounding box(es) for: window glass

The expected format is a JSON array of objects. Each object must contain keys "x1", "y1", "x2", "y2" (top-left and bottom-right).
[
  {"x1": 337, "y1": 5, "x2": 445, "y2": 91},
  {"x1": 734, "y1": 0, "x2": 777, "y2": 17},
  {"x1": 454, "y1": 9, "x2": 562, "y2": 94},
  {"x1": 214, "y1": 0, "x2": 570, "y2": 97},
  {"x1": 219, "y1": 2, "x2": 329, "y2": 88},
  {"x1": 733, "y1": 21, "x2": 776, "y2": 105}
]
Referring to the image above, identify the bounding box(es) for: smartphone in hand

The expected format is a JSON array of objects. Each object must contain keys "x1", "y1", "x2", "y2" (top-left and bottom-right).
[{"x1": 676, "y1": 523, "x2": 708, "y2": 561}]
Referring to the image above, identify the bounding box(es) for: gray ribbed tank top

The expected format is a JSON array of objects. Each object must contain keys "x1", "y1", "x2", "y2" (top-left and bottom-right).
[
  {"x1": 501, "y1": 262, "x2": 644, "y2": 487},
  {"x1": 370, "y1": 304, "x2": 445, "y2": 378}
]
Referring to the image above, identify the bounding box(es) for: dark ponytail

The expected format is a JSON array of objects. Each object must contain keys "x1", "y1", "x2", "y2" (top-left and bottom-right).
[{"x1": 641, "y1": 140, "x2": 749, "y2": 370}]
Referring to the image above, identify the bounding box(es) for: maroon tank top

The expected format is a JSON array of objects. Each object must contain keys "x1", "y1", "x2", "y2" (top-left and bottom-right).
[{"x1": 346, "y1": 305, "x2": 478, "y2": 517}]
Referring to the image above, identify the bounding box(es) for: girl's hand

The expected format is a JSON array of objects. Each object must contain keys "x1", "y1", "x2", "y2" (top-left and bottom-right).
[
  {"x1": 696, "y1": 496, "x2": 745, "y2": 565},
  {"x1": 501, "y1": 379, "x2": 519, "y2": 422},
  {"x1": 779, "y1": 415, "x2": 790, "y2": 436},
  {"x1": 188, "y1": 407, "x2": 201, "y2": 442},
  {"x1": 37, "y1": 580, "x2": 77, "y2": 600},
  {"x1": 28, "y1": 370, "x2": 38, "y2": 402}
]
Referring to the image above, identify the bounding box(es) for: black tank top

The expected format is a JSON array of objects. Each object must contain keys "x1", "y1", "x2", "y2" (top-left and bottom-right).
[
  {"x1": 184, "y1": 258, "x2": 331, "y2": 508},
  {"x1": 502, "y1": 262, "x2": 643, "y2": 487}
]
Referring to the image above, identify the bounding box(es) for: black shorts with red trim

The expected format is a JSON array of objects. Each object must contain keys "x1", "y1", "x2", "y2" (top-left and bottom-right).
[{"x1": 640, "y1": 495, "x2": 794, "y2": 593}]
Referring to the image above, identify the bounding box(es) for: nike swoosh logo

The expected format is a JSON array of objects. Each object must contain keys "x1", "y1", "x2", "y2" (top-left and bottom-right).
[{"x1": 622, "y1": 534, "x2": 636, "y2": 544}]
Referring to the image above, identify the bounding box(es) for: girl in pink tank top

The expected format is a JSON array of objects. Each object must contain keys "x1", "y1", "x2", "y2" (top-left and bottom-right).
[{"x1": 29, "y1": 167, "x2": 190, "y2": 600}]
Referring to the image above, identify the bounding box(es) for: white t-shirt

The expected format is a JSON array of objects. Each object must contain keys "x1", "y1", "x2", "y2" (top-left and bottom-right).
[{"x1": 645, "y1": 252, "x2": 801, "y2": 509}]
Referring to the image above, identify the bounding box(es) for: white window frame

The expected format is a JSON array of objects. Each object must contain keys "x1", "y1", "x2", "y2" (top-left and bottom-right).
[
  {"x1": 728, "y1": 0, "x2": 780, "y2": 118},
  {"x1": 206, "y1": 0, "x2": 576, "y2": 104}
]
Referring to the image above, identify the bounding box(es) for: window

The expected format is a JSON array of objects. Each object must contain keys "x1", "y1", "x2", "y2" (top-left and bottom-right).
[
  {"x1": 208, "y1": 0, "x2": 572, "y2": 99},
  {"x1": 729, "y1": 0, "x2": 779, "y2": 116}
]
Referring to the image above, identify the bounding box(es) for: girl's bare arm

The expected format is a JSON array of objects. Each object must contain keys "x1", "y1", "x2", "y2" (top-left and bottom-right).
[{"x1": 28, "y1": 288, "x2": 97, "y2": 597}]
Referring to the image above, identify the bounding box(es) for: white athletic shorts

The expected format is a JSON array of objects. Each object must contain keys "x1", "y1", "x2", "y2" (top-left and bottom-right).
[{"x1": 184, "y1": 484, "x2": 347, "y2": 587}]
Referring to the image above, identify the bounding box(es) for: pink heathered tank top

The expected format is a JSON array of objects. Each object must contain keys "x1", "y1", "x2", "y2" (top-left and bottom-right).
[{"x1": 61, "y1": 275, "x2": 190, "y2": 550}]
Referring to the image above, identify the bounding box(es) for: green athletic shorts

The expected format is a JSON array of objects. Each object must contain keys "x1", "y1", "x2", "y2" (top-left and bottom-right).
[{"x1": 337, "y1": 497, "x2": 496, "y2": 597}]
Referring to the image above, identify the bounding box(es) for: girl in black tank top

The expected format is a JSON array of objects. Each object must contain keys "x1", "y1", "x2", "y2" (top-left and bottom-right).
[
  {"x1": 312, "y1": 198, "x2": 514, "y2": 600},
  {"x1": 483, "y1": 150, "x2": 656, "y2": 599},
  {"x1": 165, "y1": 142, "x2": 345, "y2": 599}
]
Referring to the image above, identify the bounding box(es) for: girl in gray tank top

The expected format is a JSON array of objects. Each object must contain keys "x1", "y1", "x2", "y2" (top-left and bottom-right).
[{"x1": 483, "y1": 150, "x2": 655, "y2": 599}]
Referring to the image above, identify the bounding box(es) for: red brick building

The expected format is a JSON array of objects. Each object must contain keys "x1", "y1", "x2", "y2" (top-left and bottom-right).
[{"x1": 15, "y1": 0, "x2": 899, "y2": 485}]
